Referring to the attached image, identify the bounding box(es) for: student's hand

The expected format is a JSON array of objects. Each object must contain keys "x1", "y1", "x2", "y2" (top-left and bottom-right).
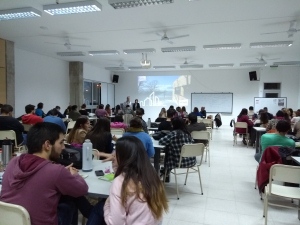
[
  {"x1": 101, "y1": 154, "x2": 115, "y2": 162},
  {"x1": 112, "y1": 135, "x2": 118, "y2": 142},
  {"x1": 66, "y1": 163, "x2": 78, "y2": 175}
]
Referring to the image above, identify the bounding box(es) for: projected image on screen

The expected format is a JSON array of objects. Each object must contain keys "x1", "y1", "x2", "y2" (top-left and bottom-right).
[{"x1": 138, "y1": 75, "x2": 191, "y2": 107}]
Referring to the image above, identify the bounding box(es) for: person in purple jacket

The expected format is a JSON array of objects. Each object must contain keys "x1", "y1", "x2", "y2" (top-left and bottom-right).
[{"x1": 0, "y1": 122, "x2": 91, "y2": 225}]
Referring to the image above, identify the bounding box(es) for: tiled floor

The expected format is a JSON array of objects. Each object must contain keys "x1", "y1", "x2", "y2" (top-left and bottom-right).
[{"x1": 162, "y1": 125, "x2": 300, "y2": 225}]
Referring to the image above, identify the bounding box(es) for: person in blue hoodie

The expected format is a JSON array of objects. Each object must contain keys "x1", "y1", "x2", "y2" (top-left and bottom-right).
[{"x1": 35, "y1": 102, "x2": 46, "y2": 118}]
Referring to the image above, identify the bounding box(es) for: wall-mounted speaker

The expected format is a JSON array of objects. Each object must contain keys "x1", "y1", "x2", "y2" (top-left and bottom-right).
[
  {"x1": 249, "y1": 71, "x2": 258, "y2": 81},
  {"x1": 112, "y1": 74, "x2": 119, "y2": 83}
]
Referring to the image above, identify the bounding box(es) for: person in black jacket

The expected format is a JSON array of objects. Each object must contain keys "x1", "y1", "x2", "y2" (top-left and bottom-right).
[
  {"x1": 200, "y1": 107, "x2": 207, "y2": 118},
  {"x1": 132, "y1": 99, "x2": 140, "y2": 111},
  {"x1": 0, "y1": 104, "x2": 24, "y2": 145}
]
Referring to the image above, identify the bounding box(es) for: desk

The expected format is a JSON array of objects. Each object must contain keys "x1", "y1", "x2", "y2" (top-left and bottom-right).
[
  {"x1": 253, "y1": 127, "x2": 266, "y2": 153},
  {"x1": 291, "y1": 156, "x2": 300, "y2": 165},
  {"x1": 80, "y1": 161, "x2": 112, "y2": 198}
]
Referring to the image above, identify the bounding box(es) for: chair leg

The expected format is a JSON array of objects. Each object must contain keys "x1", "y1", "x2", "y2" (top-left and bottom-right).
[
  {"x1": 174, "y1": 168, "x2": 179, "y2": 200},
  {"x1": 205, "y1": 147, "x2": 208, "y2": 162},
  {"x1": 208, "y1": 147, "x2": 210, "y2": 167},
  {"x1": 184, "y1": 168, "x2": 189, "y2": 185},
  {"x1": 263, "y1": 194, "x2": 268, "y2": 225},
  {"x1": 163, "y1": 170, "x2": 167, "y2": 183},
  {"x1": 197, "y1": 166, "x2": 203, "y2": 195}
]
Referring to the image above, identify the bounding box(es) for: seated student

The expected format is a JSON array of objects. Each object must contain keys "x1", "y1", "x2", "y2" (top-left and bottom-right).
[
  {"x1": 158, "y1": 107, "x2": 167, "y2": 119},
  {"x1": 95, "y1": 104, "x2": 108, "y2": 118},
  {"x1": 236, "y1": 108, "x2": 253, "y2": 145},
  {"x1": 22, "y1": 104, "x2": 43, "y2": 125},
  {"x1": 105, "y1": 104, "x2": 112, "y2": 116},
  {"x1": 66, "y1": 117, "x2": 91, "y2": 147},
  {"x1": 159, "y1": 118, "x2": 195, "y2": 182},
  {"x1": 187, "y1": 112, "x2": 206, "y2": 133},
  {"x1": 68, "y1": 105, "x2": 81, "y2": 121},
  {"x1": 110, "y1": 115, "x2": 127, "y2": 130},
  {"x1": 122, "y1": 117, "x2": 154, "y2": 158},
  {"x1": 87, "y1": 136, "x2": 168, "y2": 225},
  {"x1": 46, "y1": 106, "x2": 65, "y2": 119},
  {"x1": 263, "y1": 107, "x2": 274, "y2": 120},
  {"x1": 200, "y1": 106, "x2": 206, "y2": 118},
  {"x1": 124, "y1": 105, "x2": 134, "y2": 115},
  {"x1": 158, "y1": 109, "x2": 175, "y2": 131},
  {"x1": 79, "y1": 104, "x2": 89, "y2": 116},
  {"x1": 114, "y1": 105, "x2": 124, "y2": 116},
  {"x1": 266, "y1": 110, "x2": 290, "y2": 132},
  {"x1": 0, "y1": 104, "x2": 24, "y2": 145},
  {"x1": 63, "y1": 105, "x2": 72, "y2": 117},
  {"x1": 254, "y1": 120, "x2": 295, "y2": 162},
  {"x1": 293, "y1": 120, "x2": 300, "y2": 138},
  {"x1": 85, "y1": 117, "x2": 115, "y2": 155},
  {"x1": 248, "y1": 106, "x2": 258, "y2": 120},
  {"x1": 193, "y1": 107, "x2": 203, "y2": 117},
  {"x1": 43, "y1": 108, "x2": 66, "y2": 133},
  {"x1": 35, "y1": 102, "x2": 46, "y2": 118},
  {"x1": 135, "y1": 108, "x2": 148, "y2": 134},
  {"x1": 0, "y1": 122, "x2": 90, "y2": 225},
  {"x1": 181, "y1": 106, "x2": 188, "y2": 118},
  {"x1": 291, "y1": 109, "x2": 300, "y2": 125}
]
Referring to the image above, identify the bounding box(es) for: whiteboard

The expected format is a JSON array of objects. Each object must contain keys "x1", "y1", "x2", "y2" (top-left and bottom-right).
[
  {"x1": 254, "y1": 97, "x2": 287, "y2": 115},
  {"x1": 191, "y1": 93, "x2": 233, "y2": 113}
]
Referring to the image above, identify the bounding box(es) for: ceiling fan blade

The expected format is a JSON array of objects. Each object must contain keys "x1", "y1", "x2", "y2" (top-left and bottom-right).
[
  {"x1": 267, "y1": 58, "x2": 280, "y2": 60},
  {"x1": 168, "y1": 34, "x2": 189, "y2": 40},
  {"x1": 167, "y1": 40, "x2": 173, "y2": 44},
  {"x1": 44, "y1": 42, "x2": 64, "y2": 45},
  {"x1": 155, "y1": 32, "x2": 163, "y2": 37},
  {"x1": 261, "y1": 31, "x2": 286, "y2": 35},
  {"x1": 144, "y1": 39, "x2": 159, "y2": 42},
  {"x1": 71, "y1": 44, "x2": 90, "y2": 47}
]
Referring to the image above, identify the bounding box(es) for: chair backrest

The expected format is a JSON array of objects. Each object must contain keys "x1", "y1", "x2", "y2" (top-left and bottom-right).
[
  {"x1": 0, "y1": 130, "x2": 18, "y2": 147},
  {"x1": 269, "y1": 164, "x2": 300, "y2": 187},
  {"x1": 111, "y1": 128, "x2": 125, "y2": 136},
  {"x1": 0, "y1": 201, "x2": 31, "y2": 225},
  {"x1": 191, "y1": 131, "x2": 210, "y2": 141},
  {"x1": 197, "y1": 116, "x2": 202, "y2": 123},
  {"x1": 178, "y1": 143, "x2": 205, "y2": 168},
  {"x1": 234, "y1": 122, "x2": 248, "y2": 133},
  {"x1": 22, "y1": 124, "x2": 32, "y2": 132},
  {"x1": 92, "y1": 149, "x2": 100, "y2": 160},
  {"x1": 66, "y1": 121, "x2": 76, "y2": 134},
  {"x1": 123, "y1": 114, "x2": 133, "y2": 125},
  {"x1": 202, "y1": 119, "x2": 212, "y2": 127}
]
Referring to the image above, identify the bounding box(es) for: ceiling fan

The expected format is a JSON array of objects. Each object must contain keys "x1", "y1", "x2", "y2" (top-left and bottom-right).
[
  {"x1": 261, "y1": 20, "x2": 300, "y2": 38},
  {"x1": 144, "y1": 31, "x2": 189, "y2": 44},
  {"x1": 246, "y1": 55, "x2": 280, "y2": 64},
  {"x1": 174, "y1": 58, "x2": 195, "y2": 65},
  {"x1": 44, "y1": 37, "x2": 90, "y2": 50}
]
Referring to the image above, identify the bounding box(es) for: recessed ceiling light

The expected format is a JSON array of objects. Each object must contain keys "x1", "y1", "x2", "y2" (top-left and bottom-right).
[
  {"x1": 108, "y1": 0, "x2": 174, "y2": 9},
  {"x1": 88, "y1": 50, "x2": 119, "y2": 56},
  {"x1": 240, "y1": 63, "x2": 266, "y2": 67},
  {"x1": 0, "y1": 7, "x2": 42, "y2": 20},
  {"x1": 209, "y1": 64, "x2": 234, "y2": 67},
  {"x1": 161, "y1": 46, "x2": 196, "y2": 53},
  {"x1": 273, "y1": 61, "x2": 300, "y2": 66},
  {"x1": 180, "y1": 64, "x2": 203, "y2": 69},
  {"x1": 203, "y1": 43, "x2": 241, "y2": 50},
  {"x1": 43, "y1": 0, "x2": 102, "y2": 15},
  {"x1": 123, "y1": 48, "x2": 156, "y2": 54},
  {"x1": 57, "y1": 51, "x2": 85, "y2": 56},
  {"x1": 250, "y1": 41, "x2": 293, "y2": 48}
]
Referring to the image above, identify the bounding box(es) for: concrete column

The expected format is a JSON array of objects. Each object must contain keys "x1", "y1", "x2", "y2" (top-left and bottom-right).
[
  {"x1": 69, "y1": 61, "x2": 83, "y2": 107},
  {"x1": 6, "y1": 40, "x2": 15, "y2": 110}
]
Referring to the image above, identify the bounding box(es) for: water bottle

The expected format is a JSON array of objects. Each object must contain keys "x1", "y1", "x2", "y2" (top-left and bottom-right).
[
  {"x1": 82, "y1": 139, "x2": 93, "y2": 172},
  {"x1": 2, "y1": 139, "x2": 13, "y2": 167},
  {"x1": 147, "y1": 118, "x2": 151, "y2": 128}
]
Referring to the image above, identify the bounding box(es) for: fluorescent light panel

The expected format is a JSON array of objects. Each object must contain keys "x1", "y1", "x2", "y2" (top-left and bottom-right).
[
  {"x1": 203, "y1": 43, "x2": 241, "y2": 50},
  {"x1": 161, "y1": 46, "x2": 196, "y2": 53},
  {"x1": 123, "y1": 48, "x2": 155, "y2": 54},
  {"x1": 240, "y1": 63, "x2": 266, "y2": 67},
  {"x1": 57, "y1": 51, "x2": 85, "y2": 56},
  {"x1": 209, "y1": 64, "x2": 234, "y2": 67},
  {"x1": 250, "y1": 41, "x2": 293, "y2": 48},
  {"x1": 89, "y1": 50, "x2": 119, "y2": 56},
  {"x1": 44, "y1": 0, "x2": 102, "y2": 15},
  {"x1": 180, "y1": 64, "x2": 203, "y2": 69},
  {"x1": 273, "y1": 61, "x2": 300, "y2": 66},
  {"x1": 128, "y1": 66, "x2": 148, "y2": 70},
  {"x1": 0, "y1": 7, "x2": 42, "y2": 20},
  {"x1": 108, "y1": 0, "x2": 174, "y2": 9},
  {"x1": 153, "y1": 66, "x2": 176, "y2": 69},
  {"x1": 105, "y1": 67, "x2": 125, "y2": 70}
]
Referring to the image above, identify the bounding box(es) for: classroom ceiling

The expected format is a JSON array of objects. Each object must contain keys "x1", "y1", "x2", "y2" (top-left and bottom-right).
[{"x1": 0, "y1": 0, "x2": 300, "y2": 71}]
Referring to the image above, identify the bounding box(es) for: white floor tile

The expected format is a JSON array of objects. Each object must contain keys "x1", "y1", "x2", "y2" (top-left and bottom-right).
[{"x1": 204, "y1": 209, "x2": 239, "y2": 225}]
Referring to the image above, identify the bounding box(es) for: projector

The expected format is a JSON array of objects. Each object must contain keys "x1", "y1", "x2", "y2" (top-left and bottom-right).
[{"x1": 140, "y1": 60, "x2": 151, "y2": 68}]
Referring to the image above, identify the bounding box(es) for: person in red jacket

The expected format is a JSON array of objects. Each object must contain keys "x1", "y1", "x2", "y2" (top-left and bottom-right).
[
  {"x1": 236, "y1": 108, "x2": 253, "y2": 145},
  {"x1": 21, "y1": 104, "x2": 43, "y2": 125}
]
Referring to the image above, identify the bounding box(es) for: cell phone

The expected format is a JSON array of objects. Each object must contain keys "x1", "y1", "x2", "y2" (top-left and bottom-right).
[{"x1": 95, "y1": 170, "x2": 104, "y2": 176}]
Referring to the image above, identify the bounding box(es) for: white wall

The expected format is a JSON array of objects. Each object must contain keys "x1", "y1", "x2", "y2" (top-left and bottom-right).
[
  {"x1": 115, "y1": 67, "x2": 300, "y2": 124},
  {"x1": 15, "y1": 48, "x2": 69, "y2": 117},
  {"x1": 83, "y1": 63, "x2": 111, "y2": 83}
]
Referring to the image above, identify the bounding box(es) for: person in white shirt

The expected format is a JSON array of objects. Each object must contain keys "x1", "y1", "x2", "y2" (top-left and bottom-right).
[
  {"x1": 122, "y1": 96, "x2": 131, "y2": 111},
  {"x1": 291, "y1": 110, "x2": 300, "y2": 125}
]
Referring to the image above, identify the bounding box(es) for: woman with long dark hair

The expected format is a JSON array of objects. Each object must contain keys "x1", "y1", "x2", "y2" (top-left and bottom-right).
[
  {"x1": 87, "y1": 136, "x2": 168, "y2": 225},
  {"x1": 85, "y1": 117, "x2": 116, "y2": 155},
  {"x1": 66, "y1": 117, "x2": 90, "y2": 146},
  {"x1": 236, "y1": 108, "x2": 253, "y2": 145},
  {"x1": 159, "y1": 117, "x2": 195, "y2": 182},
  {"x1": 193, "y1": 107, "x2": 203, "y2": 117},
  {"x1": 105, "y1": 104, "x2": 111, "y2": 116}
]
